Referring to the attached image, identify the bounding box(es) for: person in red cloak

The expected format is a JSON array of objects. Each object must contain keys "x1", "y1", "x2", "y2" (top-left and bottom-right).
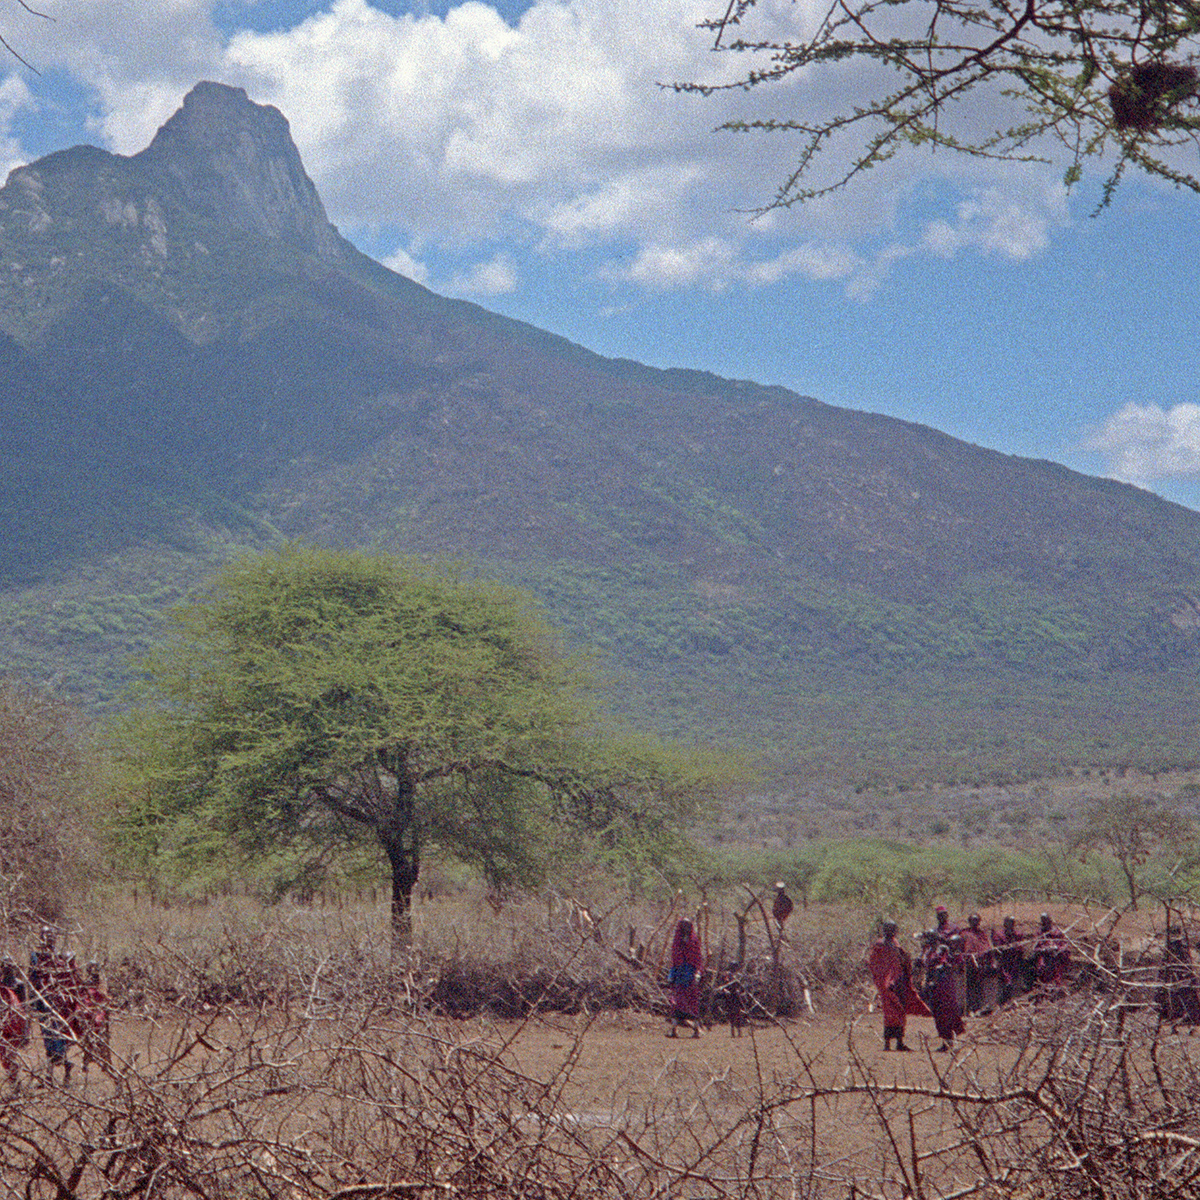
[
  {"x1": 866, "y1": 920, "x2": 930, "y2": 1051},
  {"x1": 933, "y1": 905, "x2": 960, "y2": 942},
  {"x1": 961, "y1": 913, "x2": 995, "y2": 1015},
  {"x1": 70, "y1": 961, "x2": 111, "y2": 1076},
  {"x1": 667, "y1": 918, "x2": 704, "y2": 1038},
  {"x1": 1033, "y1": 913, "x2": 1070, "y2": 997},
  {"x1": 992, "y1": 915, "x2": 1029, "y2": 1005},
  {"x1": 925, "y1": 935, "x2": 967, "y2": 1050},
  {"x1": 0, "y1": 957, "x2": 28, "y2": 1084},
  {"x1": 1156, "y1": 928, "x2": 1200, "y2": 1026}
]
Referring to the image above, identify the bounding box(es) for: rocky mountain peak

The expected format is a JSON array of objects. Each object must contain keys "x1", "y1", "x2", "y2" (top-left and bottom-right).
[{"x1": 135, "y1": 80, "x2": 342, "y2": 261}]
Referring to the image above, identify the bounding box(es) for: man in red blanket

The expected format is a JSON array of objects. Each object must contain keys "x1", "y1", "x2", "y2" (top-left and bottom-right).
[
  {"x1": 866, "y1": 920, "x2": 931, "y2": 1051},
  {"x1": 1033, "y1": 913, "x2": 1071, "y2": 997},
  {"x1": 71, "y1": 961, "x2": 111, "y2": 1076}
]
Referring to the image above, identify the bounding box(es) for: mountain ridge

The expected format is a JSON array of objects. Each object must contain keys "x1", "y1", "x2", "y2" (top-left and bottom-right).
[{"x1": 1, "y1": 80, "x2": 1198, "y2": 783}]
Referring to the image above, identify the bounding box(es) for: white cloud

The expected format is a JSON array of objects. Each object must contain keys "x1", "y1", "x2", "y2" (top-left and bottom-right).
[
  {"x1": 600, "y1": 235, "x2": 865, "y2": 291},
  {"x1": 0, "y1": 73, "x2": 36, "y2": 180},
  {"x1": 19, "y1": 0, "x2": 225, "y2": 152},
  {"x1": 13, "y1": 0, "x2": 1079, "y2": 297},
  {"x1": 844, "y1": 242, "x2": 914, "y2": 300},
  {"x1": 541, "y1": 164, "x2": 707, "y2": 247},
  {"x1": 922, "y1": 184, "x2": 1069, "y2": 261},
  {"x1": 449, "y1": 250, "x2": 518, "y2": 294},
  {"x1": 380, "y1": 244, "x2": 431, "y2": 284},
  {"x1": 606, "y1": 237, "x2": 735, "y2": 290},
  {"x1": 1084, "y1": 402, "x2": 1200, "y2": 482}
]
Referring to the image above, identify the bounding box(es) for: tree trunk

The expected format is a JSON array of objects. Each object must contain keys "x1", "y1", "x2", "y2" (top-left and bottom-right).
[
  {"x1": 1122, "y1": 862, "x2": 1139, "y2": 910},
  {"x1": 383, "y1": 834, "x2": 419, "y2": 950},
  {"x1": 379, "y1": 766, "x2": 420, "y2": 951}
]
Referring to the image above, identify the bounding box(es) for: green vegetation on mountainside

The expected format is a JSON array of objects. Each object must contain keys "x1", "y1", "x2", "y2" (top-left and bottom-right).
[{"x1": 2, "y1": 533, "x2": 1195, "y2": 786}]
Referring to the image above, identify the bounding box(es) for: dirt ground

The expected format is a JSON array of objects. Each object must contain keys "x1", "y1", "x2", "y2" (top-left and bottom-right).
[
  {"x1": 21, "y1": 993, "x2": 1199, "y2": 1200},
  {"x1": 85, "y1": 891, "x2": 1176, "y2": 1109},
  {"x1": 481, "y1": 1004, "x2": 1037, "y2": 1109},
  {"x1": 88, "y1": 1001, "x2": 1031, "y2": 1110}
]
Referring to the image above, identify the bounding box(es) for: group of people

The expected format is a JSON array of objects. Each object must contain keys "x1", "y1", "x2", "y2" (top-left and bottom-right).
[
  {"x1": 867, "y1": 907, "x2": 1072, "y2": 1052},
  {"x1": 0, "y1": 926, "x2": 110, "y2": 1085}
]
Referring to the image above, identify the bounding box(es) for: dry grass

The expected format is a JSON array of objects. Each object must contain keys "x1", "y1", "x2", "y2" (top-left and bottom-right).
[
  {"x1": 4, "y1": 889, "x2": 871, "y2": 1022},
  {"x1": 5, "y1": 892, "x2": 1200, "y2": 1196},
  {"x1": 5, "y1": 965, "x2": 1200, "y2": 1197}
]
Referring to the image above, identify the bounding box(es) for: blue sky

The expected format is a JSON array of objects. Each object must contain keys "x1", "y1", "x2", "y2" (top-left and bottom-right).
[{"x1": 3, "y1": 0, "x2": 1199, "y2": 509}]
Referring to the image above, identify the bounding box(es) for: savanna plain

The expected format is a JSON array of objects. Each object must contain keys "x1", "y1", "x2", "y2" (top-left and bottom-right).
[{"x1": 6, "y1": 869, "x2": 1200, "y2": 1200}]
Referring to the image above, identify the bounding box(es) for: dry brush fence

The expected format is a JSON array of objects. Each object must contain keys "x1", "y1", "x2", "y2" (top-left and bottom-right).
[{"x1": 4, "y1": 982, "x2": 1200, "y2": 1197}]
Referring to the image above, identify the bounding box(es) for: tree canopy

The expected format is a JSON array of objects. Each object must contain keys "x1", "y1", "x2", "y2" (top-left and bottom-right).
[
  {"x1": 681, "y1": 0, "x2": 1200, "y2": 208},
  {"x1": 115, "y1": 545, "x2": 728, "y2": 942}
]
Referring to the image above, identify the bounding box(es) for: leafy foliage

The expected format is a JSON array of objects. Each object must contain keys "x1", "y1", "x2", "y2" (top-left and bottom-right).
[
  {"x1": 113, "y1": 546, "x2": 724, "y2": 940},
  {"x1": 683, "y1": 0, "x2": 1200, "y2": 207}
]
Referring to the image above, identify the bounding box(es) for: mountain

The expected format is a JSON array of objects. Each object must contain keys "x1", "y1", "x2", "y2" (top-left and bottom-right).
[{"x1": 2, "y1": 81, "x2": 1199, "y2": 785}]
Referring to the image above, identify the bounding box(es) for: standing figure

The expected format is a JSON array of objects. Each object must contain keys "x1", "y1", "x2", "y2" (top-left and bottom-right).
[
  {"x1": 924, "y1": 935, "x2": 966, "y2": 1051},
  {"x1": 1156, "y1": 929, "x2": 1200, "y2": 1026},
  {"x1": 666, "y1": 918, "x2": 704, "y2": 1038},
  {"x1": 933, "y1": 905, "x2": 960, "y2": 942},
  {"x1": 72, "y1": 961, "x2": 112, "y2": 1075},
  {"x1": 992, "y1": 916, "x2": 1030, "y2": 1005},
  {"x1": 961, "y1": 913, "x2": 995, "y2": 1015},
  {"x1": 1033, "y1": 914, "x2": 1071, "y2": 998},
  {"x1": 772, "y1": 882, "x2": 794, "y2": 931},
  {"x1": 0, "y1": 957, "x2": 28, "y2": 1084},
  {"x1": 720, "y1": 962, "x2": 747, "y2": 1037},
  {"x1": 29, "y1": 927, "x2": 82, "y2": 1085},
  {"x1": 866, "y1": 920, "x2": 930, "y2": 1051}
]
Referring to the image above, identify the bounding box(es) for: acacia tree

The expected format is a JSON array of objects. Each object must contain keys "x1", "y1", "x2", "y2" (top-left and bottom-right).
[
  {"x1": 681, "y1": 0, "x2": 1200, "y2": 208},
  {"x1": 116, "y1": 545, "x2": 723, "y2": 944},
  {"x1": 1075, "y1": 791, "x2": 1193, "y2": 909}
]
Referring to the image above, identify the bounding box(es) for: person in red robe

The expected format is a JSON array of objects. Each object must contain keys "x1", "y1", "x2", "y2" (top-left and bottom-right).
[
  {"x1": 925, "y1": 936, "x2": 967, "y2": 1051},
  {"x1": 70, "y1": 961, "x2": 111, "y2": 1076},
  {"x1": 667, "y1": 918, "x2": 704, "y2": 1038},
  {"x1": 933, "y1": 905, "x2": 960, "y2": 942},
  {"x1": 1156, "y1": 929, "x2": 1200, "y2": 1026},
  {"x1": 0, "y1": 956, "x2": 28, "y2": 1084},
  {"x1": 1033, "y1": 913, "x2": 1070, "y2": 997},
  {"x1": 961, "y1": 913, "x2": 995, "y2": 1015},
  {"x1": 866, "y1": 920, "x2": 930, "y2": 1051},
  {"x1": 992, "y1": 915, "x2": 1029, "y2": 1004}
]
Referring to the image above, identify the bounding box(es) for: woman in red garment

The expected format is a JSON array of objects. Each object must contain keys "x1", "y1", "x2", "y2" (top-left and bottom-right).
[
  {"x1": 866, "y1": 920, "x2": 931, "y2": 1051},
  {"x1": 667, "y1": 918, "x2": 704, "y2": 1038},
  {"x1": 0, "y1": 957, "x2": 28, "y2": 1084},
  {"x1": 992, "y1": 915, "x2": 1030, "y2": 1004},
  {"x1": 924, "y1": 935, "x2": 967, "y2": 1051},
  {"x1": 70, "y1": 961, "x2": 111, "y2": 1076}
]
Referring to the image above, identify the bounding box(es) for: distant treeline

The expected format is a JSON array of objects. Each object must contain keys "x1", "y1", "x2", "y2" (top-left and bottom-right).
[{"x1": 707, "y1": 837, "x2": 1196, "y2": 916}]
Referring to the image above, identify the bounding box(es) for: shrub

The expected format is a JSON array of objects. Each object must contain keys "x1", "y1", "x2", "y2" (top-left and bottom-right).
[{"x1": 0, "y1": 680, "x2": 100, "y2": 922}]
